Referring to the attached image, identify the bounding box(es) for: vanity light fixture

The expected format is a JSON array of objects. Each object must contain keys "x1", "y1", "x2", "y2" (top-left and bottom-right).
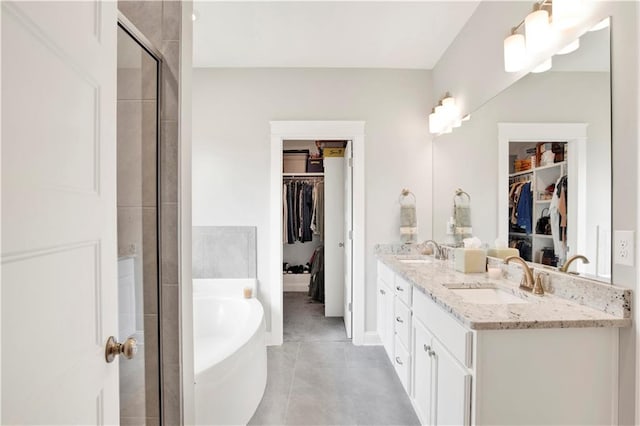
[
  {"x1": 503, "y1": 0, "x2": 588, "y2": 73},
  {"x1": 552, "y1": 0, "x2": 583, "y2": 30},
  {"x1": 428, "y1": 93, "x2": 465, "y2": 135}
]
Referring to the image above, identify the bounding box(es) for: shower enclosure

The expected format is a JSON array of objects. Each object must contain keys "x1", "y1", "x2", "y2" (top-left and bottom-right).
[{"x1": 116, "y1": 20, "x2": 162, "y2": 426}]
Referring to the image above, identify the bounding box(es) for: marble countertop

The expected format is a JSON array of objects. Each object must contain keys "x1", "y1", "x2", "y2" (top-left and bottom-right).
[{"x1": 378, "y1": 254, "x2": 632, "y2": 330}]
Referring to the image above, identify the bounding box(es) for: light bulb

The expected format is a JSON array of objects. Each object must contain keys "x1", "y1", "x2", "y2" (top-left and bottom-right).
[
  {"x1": 429, "y1": 111, "x2": 442, "y2": 134},
  {"x1": 552, "y1": 0, "x2": 583, "y2": 30},
  {"x1": 504, "y1": 33, "x2": 526, "y2": 72},
  {"x1": 525, "y1": 9, "x2": 552, "y2": 54},
  {"x1": 556, "y1": 38, "x2": 580, "y2": 55},
  {"x1": 532, "y1": 58, "x2": 552, "y2": 73},
  {"x1": 441, "y1": 96, "x2": 458, "y2": 122}
]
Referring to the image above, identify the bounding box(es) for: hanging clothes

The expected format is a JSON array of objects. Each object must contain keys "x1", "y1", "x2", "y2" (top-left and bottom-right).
[
  {"x1": 311, "y1": 181, "x2": 324, "y2": 240},
  {"x1": 284, "y1": 178, "x2": 324, "y2": 244},
  {"x1": 515, "y1": 182, "x2": 533, "y2": 234},
  {"x1": 549, "y1": 175, "x2": 568, "y2": 257},
  {"x1": 308, "y1": 245, "x2": 325, "y2": 302}
]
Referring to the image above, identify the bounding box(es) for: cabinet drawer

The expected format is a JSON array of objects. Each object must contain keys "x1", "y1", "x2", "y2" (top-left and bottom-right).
[
  {"x1": 377, "y1": 261, "x2": 395, "y2": 287},
  {"x1": 393, "y1": 335, "x2": 411, "y2": 394},
  {"x1": 394, "y1": 297, "x2": 411, "y2": 350},
  {"x1": 394, "y1": 274, "x2": 412, "y2": 306},
  {"x1": 413, "y1": 288, "x2": 473, "y2": 368}
]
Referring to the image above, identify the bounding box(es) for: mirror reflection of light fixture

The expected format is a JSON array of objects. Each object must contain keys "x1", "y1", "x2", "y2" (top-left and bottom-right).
[
  {"x1": 532, "y1": 58, "x2": 552, "y2": 73},
  {"x1": 556, "y1": 38, "x2": 580, "y2": 55},
  {"x1": 589, "y1": 17, "x2": 610, "y2": 32},
  {"x1": 429, "y1": 108, "x2": 443, "y2": 134},
  {"x1": 429, "y1": 94, "x2": 466, "y2": 135}
]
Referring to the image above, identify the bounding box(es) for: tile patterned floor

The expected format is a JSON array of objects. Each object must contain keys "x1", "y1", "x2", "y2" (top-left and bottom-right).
[{"x1": 249, "y1": 292, "x2": 420, "y2": 426}]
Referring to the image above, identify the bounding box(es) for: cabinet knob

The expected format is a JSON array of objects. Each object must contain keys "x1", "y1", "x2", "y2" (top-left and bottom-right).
[
  {"x1": 429, "y1": 349, "x2": 436, "y2": 357},
  {"x1": 423, "y1": 344, "x2": 431, "y2": 353},
  {"x1": 396, "y1": 286, "x2": 404, "y2": 292},
  {"x1": 395, "y1": 357, "x2": 403, "y2": 365},
  {"x1": 379, "y1": 289, "x2": 386, "y2": 295},
  {"x1": 396, "y1": 316, "x2": 404, "y2": 323}
]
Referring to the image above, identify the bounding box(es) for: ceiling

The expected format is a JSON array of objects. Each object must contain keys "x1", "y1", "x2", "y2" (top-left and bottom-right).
[{"x1": 193, "y1": 1, "x2": 481, "y2": 69}]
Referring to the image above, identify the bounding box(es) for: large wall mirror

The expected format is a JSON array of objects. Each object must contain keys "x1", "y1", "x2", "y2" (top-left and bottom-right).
[{"x1": 432, "y1": 20, "x2": 611, "y2": 283}]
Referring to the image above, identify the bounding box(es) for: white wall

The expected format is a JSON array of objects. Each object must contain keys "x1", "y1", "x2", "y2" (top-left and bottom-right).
[
  {"x1": 432, "y1": 71, "x2": 610, "y2": 275},
  {"x1": 433, "y1": 2, "x2": 638, "y2": 422},
  {"x1": 192, "y1": 68, "x2": 433, "y2": 333}
]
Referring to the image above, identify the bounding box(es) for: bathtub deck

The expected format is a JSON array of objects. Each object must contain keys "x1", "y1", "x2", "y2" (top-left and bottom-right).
[{"x1": 249, "y1": 292, "x2": 420, "y2": 426}]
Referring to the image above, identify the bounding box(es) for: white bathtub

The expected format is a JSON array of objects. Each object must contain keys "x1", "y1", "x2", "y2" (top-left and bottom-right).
[{"x1": 193, "y1": 279, "x2": 267, "y2": 426}]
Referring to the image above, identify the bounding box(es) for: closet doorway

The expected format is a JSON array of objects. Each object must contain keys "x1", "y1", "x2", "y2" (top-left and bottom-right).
[
  {"x1": 282, "y1": 140, "x2": 352, "y2": 339},
  {"x1": 270, "y1": 121, "x2": 365, "y2": 346}
]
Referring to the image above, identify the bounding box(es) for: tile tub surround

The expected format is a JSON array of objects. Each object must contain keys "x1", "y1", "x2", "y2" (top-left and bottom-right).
[
  {"x1": 192, "y1": 226, "x2": 257, "y2": 279},
  {"x1": 377, "y1": 254, "x2": 632, "y2": 330}
]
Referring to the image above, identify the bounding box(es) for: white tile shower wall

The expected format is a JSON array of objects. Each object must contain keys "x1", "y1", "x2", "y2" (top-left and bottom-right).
[
  {"x1": 192, "y1": 226, "x2": 257, "y2": 279},
  {"x1": 192, "y1": 68, "x2": 434, "y2": 334}
]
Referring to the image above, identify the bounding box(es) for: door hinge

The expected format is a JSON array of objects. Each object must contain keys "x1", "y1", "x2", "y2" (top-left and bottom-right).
[
  {"x1": 348, "y1": 230, "x2": 353, "y2": 240},
  {"x1": 348, "y1": 302, "x2": 352, "y2": 312}
]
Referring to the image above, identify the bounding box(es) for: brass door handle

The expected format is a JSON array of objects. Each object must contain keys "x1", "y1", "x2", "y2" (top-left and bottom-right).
[{"x1": 105, "y1": 336, "x2": 137, "y2": 363}]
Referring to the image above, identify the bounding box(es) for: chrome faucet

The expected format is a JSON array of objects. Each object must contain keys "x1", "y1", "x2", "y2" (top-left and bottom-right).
[
  {"x1": 559, "y1": 255, "x2": 590, "y2": 273},
  {"x1": 422, "y1": 240, "x2": 445, "y2": 260},
  {"x1": 504, "y1": 255, "x2": 544, "y2": 295}
]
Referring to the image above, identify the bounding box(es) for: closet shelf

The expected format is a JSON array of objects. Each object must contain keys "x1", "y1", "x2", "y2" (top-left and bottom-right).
[
  {"x1": 509, "y1": 231, "x2": 531, "y2": 237},
  {"x1": 283, "y1": 172, "x2": 324, "y2": 177}
]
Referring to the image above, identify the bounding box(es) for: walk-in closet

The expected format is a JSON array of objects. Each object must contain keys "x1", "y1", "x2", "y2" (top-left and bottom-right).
[{"x1": 282, "y1": 140, "x2": 352, "y2": 337}]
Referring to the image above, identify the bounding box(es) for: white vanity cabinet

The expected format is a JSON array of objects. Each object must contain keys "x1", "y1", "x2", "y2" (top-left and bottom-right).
[{"x1": 376, "y1": 259, "x2": 620, "y2": 426}]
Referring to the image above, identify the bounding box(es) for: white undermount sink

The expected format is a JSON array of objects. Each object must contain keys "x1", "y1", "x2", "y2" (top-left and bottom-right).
[
  {"x1": 398, "y1": 259, "x2": 433, "y2": 264},
  {"x1": 444, "y1": 284, "x2": 528, "y2": 304}
]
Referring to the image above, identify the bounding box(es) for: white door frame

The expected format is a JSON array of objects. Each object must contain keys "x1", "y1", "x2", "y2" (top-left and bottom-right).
[
  {"x1": 269, "y1": 121, "x2": 366, "y2": 346},
  {"x1": 498, "y1": 123, "x2": 588, "y2": 265}
]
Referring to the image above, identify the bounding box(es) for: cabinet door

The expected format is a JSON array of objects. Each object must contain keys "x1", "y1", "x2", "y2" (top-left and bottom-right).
[
  {"x1": 432, "y1": 339, "x2": 472, "y2": 426},
  {"x1": 412, "y1": 319, "x2": 435, "y2": 425},
  {"x1": 383, "y1": 291, "x2": 395, "y2": 359},
  {"x1": 377, "y1": 279, "x2": 394, "y2": 360}
]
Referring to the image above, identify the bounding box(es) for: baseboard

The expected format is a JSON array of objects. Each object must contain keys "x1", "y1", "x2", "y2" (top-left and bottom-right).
[
  {"x1": 362, "y1": 331, "x2": 382, "y2": 345},
  {"x1": 265, "y1": 331, "x2": 282, "y2": 346}
]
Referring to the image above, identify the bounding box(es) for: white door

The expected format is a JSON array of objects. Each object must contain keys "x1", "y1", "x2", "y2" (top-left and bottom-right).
[
  {"x1": 323, "y1": 156, "x2": 345, "y2": 317},
  {"x1": 343, "y1": 141, "x2": 353, "y2": 337},
  {"x1": 2, "y1": 2, "x2": 119, "y2": 424}
]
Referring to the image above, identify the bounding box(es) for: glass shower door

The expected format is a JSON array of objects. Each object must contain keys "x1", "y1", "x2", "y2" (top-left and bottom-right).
[{"x1": 116, "y1": 23, "x2": 161, "y2": 426}]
